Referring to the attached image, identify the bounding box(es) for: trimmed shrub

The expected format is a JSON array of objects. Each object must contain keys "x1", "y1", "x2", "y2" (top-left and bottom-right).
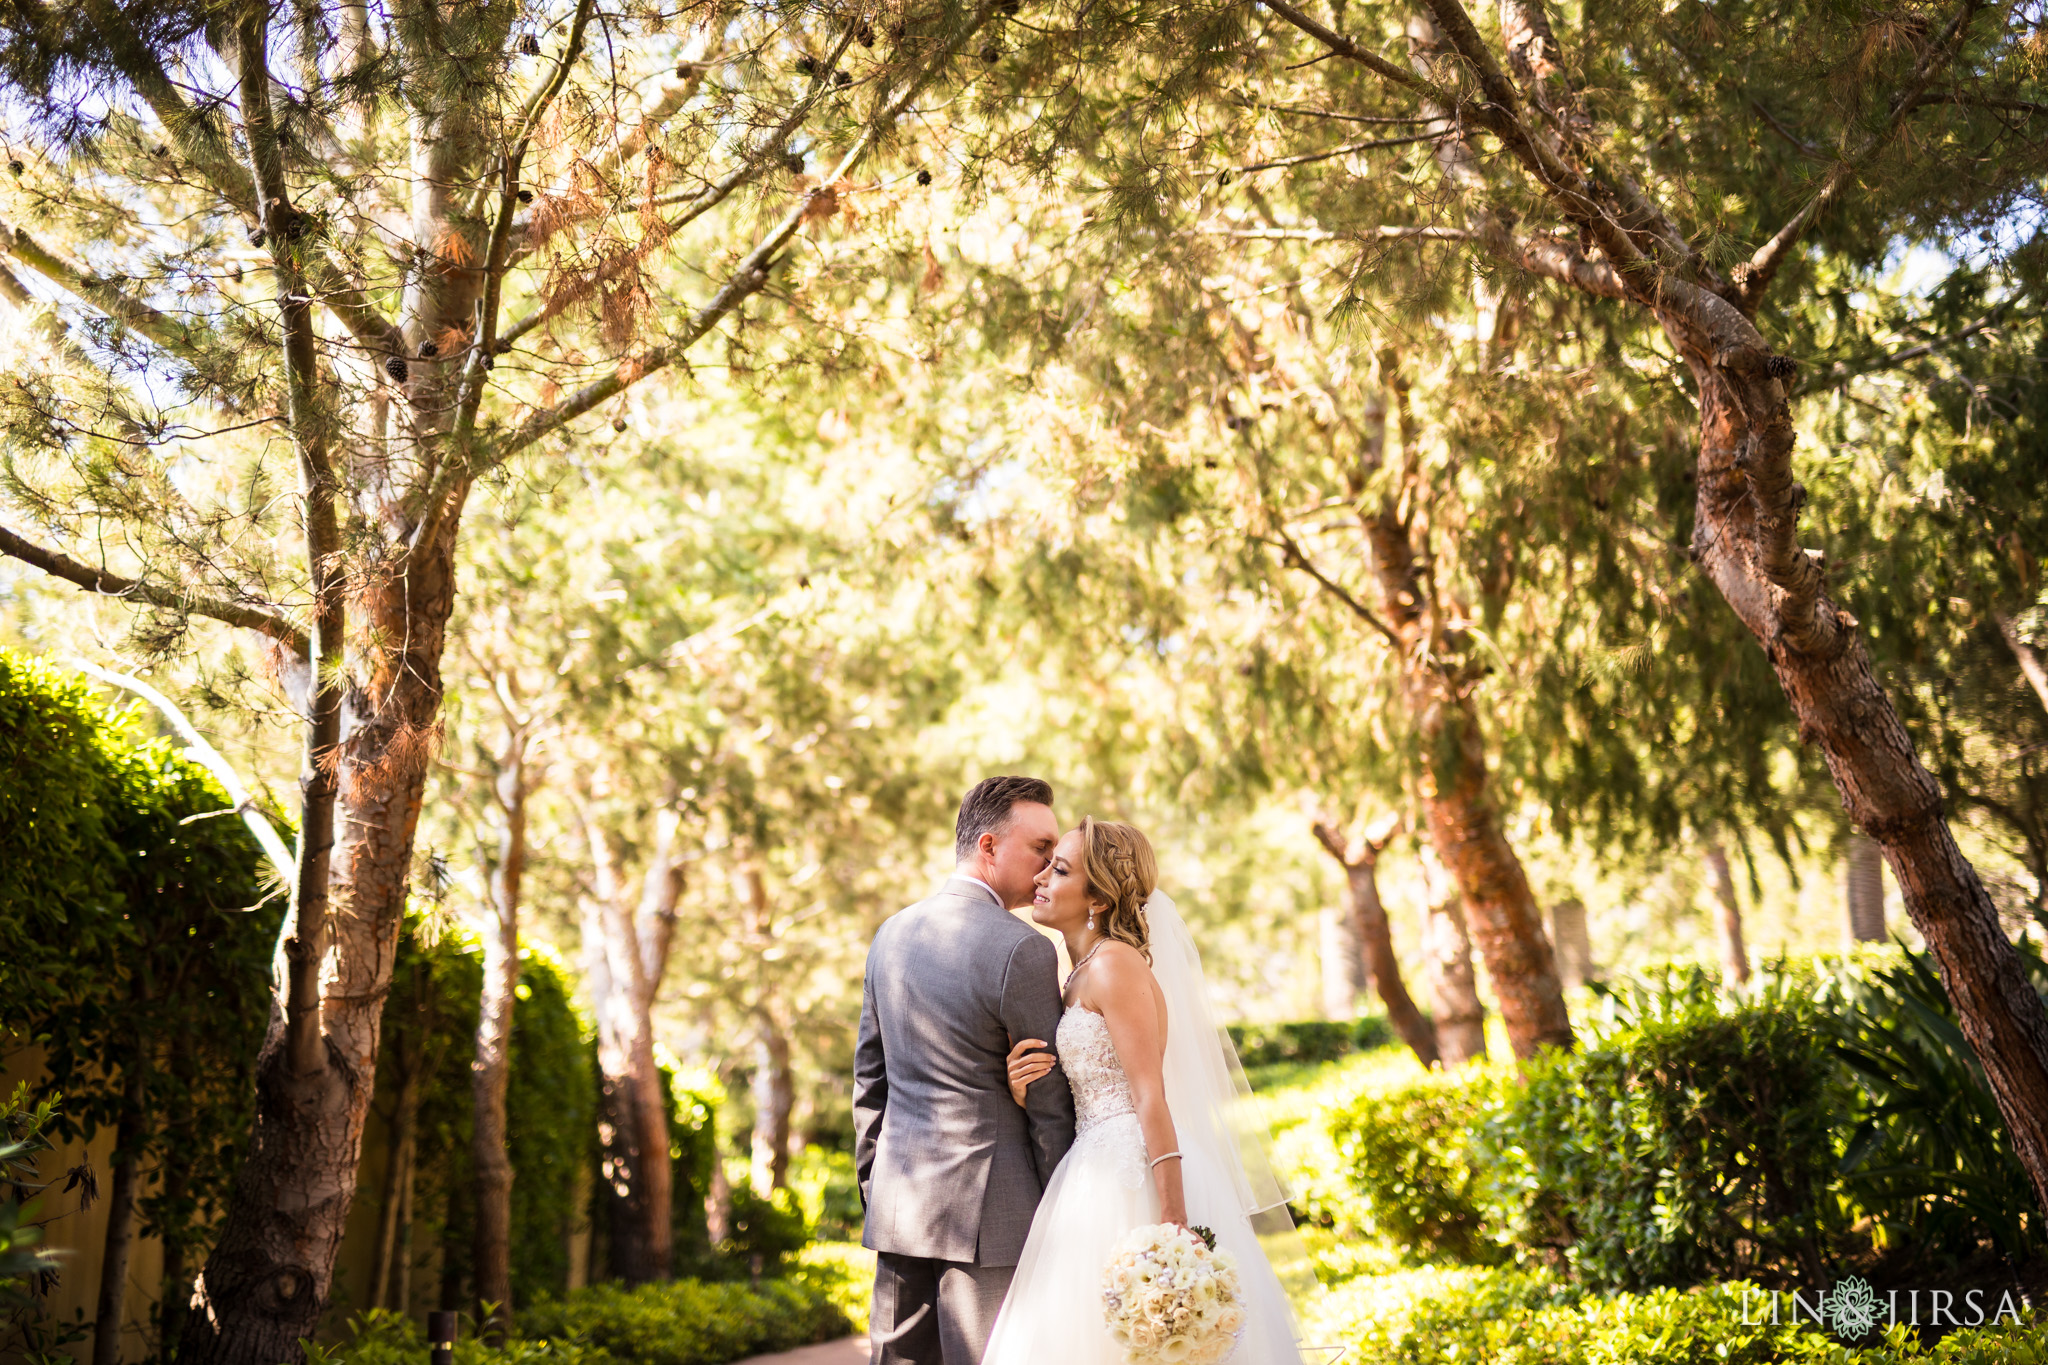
[
  {"x1": 1230, "y1": 1017, "x2": 1395, "y2": 1068},
  {"x1": 1322, "y1": 1268, "x2": 2048, "y2": 1365},
  {"x1": 520, "y1": 1276, "x2": 849, "y2": 1365},
  {"x1": 1327, "y1": 1067, "x2": 1507, "y2": 1264},
  {"x1": 1487, "y1": 999, "x2": 1847, "y2": 1290}
]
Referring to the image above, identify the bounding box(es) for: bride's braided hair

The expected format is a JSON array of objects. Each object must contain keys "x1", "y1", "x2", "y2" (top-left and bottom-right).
[{"x1": 1077, "y1": 818, "x2": 1159, "y2": 962}]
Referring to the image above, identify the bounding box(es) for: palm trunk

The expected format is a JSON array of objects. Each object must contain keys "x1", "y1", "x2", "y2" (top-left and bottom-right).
[
  {"x1": 1845, "y1": 832, "x2": 1887, "y2": 944},
  {"x1": 472, "y1": 722, "x2": 529, "y2": 1339},
  {"x1": 1313, "y1": 820, "x2": 1440, "y2": 1067},
  {"x1": 92, "y1": 1068, "x2": 147, "y2": 1365},
  {"x1": 1703, "y1": 841, "x2": 1750, "y2": 986}
]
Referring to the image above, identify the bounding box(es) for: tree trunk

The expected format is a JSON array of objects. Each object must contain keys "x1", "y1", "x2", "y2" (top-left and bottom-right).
[
  {"x1": 578, "y1": 804, "x2": 684, "y2": 1285},
  {"x1": 1998, "y1": 613, "x2": 2048, "y2": 717},
  {"x1": 1673, "y1": 329, "x2": 2048, "y2": 1217},
  {"x1": 1548, "y1": 898, "x2": 1592, "y2": 990},
  {"x1": 1845, "y1": 832, "x2": 1887, "y2": 944},
  {"x1": 705, "y1": 1153, "x2": 732, "y2": 1248},
  {"x1": 1421, "y1": 875, "x2": 1487, "y2": 1067},
  {"x1": 367, "y1": 1061, "x2": 420, "y2": 1312},
  {"x1": 159, "y1": 1154, "x2": 190, "y2": 1354},
  {"x1": 1703, "y1": 841, "x2": 1750, "y2": 986},
  {"x1": 1320, "y1": 905, "x2": 1369, "y2": 1019},
  {"x1": 1345, "y1": 367, "x2": 1573, "y2": 1060},
  {"x1": 92, "y1": 1070, "x2": 146, "y2": 1365},
  {"x1": 472, "y1": 723, "x2": 529, "y2": 1339},
  {"x1": 1312, "y1": 819, "x2": 1440, "y2": 1067},
  {"x1": 750, "y1": 1010, "x2": 794, "y2": 1194}
]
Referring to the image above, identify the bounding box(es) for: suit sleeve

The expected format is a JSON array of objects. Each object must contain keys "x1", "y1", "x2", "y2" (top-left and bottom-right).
[
  {"x1": 852, "y1": 949, "x2": 886, "y2": 1209},
  {"x1": 1000, "y1": 932, "x2": 1076, "y2": 1184}
]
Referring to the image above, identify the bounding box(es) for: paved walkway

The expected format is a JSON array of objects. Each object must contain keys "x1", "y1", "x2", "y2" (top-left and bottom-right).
[{"x1": 734, "y1": 1338, "x2": 866, "y2": 1365}]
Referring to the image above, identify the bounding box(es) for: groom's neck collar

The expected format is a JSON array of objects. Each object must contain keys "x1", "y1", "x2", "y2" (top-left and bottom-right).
[{"x1": 948, "y1": 871, "x2": 1002, "y2": 907}]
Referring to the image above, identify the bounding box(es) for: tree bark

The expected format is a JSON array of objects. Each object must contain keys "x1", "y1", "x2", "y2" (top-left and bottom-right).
[
  {"x1": 750, "y1": 1010, "x2": 794, "y2": 1194},
  {"x1": 1703, "y1": 841, "x2": 1750, "y2": 986},
  {"x1": 1349, "y1": 369, "x2": 1573, "y2": 1059},
  {"x1": 1674, "y1": 318, "x2": 2048, "y2": 1217},
  {"x1": 367, "y1": 1059, "x2": 420, "y2": 1312},
  {"x1": 472, "y1": 720, "x2": 529, "y2": 1339},
  {"x1": 1547, "y1": 898, "x2": 1592, "y2": 990},
  {"x1": 1998, "y1": 613, "x2": 2048, "y2": 717},
  {"x1": 159, "y1": 1152, "x2": 190, "y2": 1353},
  {"x1": 579, "y1": 801, "x2": 684, "y2": 1285},
  {"x1": 92, "y1": 1069, "x2": 146, "y2": 1365},
  {"x1": 1312, "y1": 819, "x2": 1441, "y2": 1067},
  {"x1": 1422, "y1": 884, "x2": 1488, "y2": 1067},
  {"x1": 1845, "y1": 832, "x2": 1887, "y2": 944}
]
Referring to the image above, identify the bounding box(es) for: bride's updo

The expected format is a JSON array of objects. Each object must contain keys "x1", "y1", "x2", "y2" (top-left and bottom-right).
[{"x1": 1078, "y1": 818, "x2": 1158, "y2": 961}]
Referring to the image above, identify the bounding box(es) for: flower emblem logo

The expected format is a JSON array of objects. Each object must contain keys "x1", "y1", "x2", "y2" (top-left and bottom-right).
[{"x1": 1827, "y1": 1275, "x2": 1881, "y2": 1338}]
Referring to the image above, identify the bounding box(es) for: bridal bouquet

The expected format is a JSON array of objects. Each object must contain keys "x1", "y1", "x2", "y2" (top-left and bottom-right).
[{"x1": 1100, "y1": 1223, "x2": 1246, "y2": 1364}]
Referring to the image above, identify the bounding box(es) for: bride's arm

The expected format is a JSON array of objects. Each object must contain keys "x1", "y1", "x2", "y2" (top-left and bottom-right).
[{"x1": 1091, "y1": 944, "x2": 1186, "y2": 1226}]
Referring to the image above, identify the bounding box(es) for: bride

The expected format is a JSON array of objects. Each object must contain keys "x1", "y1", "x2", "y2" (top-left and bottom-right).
[{"x1": 980, "y1": 818, "x2": 1308, "y2": 1365}]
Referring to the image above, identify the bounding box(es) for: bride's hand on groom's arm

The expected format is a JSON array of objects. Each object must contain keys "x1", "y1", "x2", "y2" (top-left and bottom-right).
[{"x1": 1005, "y1": 1037, "x2": 1057, "y2": 1107}]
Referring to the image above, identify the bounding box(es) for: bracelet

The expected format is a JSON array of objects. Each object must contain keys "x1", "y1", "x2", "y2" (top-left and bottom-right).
[{"x1": 1149, "y1": 1151, "x2": 1182, "y2": 1168}]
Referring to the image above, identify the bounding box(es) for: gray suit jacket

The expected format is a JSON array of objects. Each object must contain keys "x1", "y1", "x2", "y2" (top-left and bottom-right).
[{"x1": 854, "y1": 877, "x2": 1076, "y2": 1266}]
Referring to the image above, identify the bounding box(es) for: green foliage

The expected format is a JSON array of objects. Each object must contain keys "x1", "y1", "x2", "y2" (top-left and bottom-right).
[
  {"x1": 1229, "y1": 1018, "x2": 1394, "y2": 1068},
  {"x1": 1328, "y1": 1067, "x2": 1508, "y2": 1264},
  {"x1": 508, "y1": 950, "x2": 599, "y2": 1305},
  {"x1": 0, "y1": 650, "x2": 276, "y2": 1307},
  {"x1": 786, "y1": 1149, "x2": 862, "y2": 1245},
  {"x1": 518, "y1": 1276, "x2": 849, "y2": 1365},
  {"x1": 1829, "y1": 946, "x2": 2048, "y2": 1262},
  {"x1": 661, "y1": 1067, "x2": 720, "y2": 1274},
  {"x1": 0, "y1": 1086, "x2": 59, "y2": 1310},
  {"x1": 1490, "y1": 994, "x2": 1846, "y2": 1291},
  {"x1": 718, "y1": 1176, "x2": 810, "y2": 1276},
  {"x1": 1320, "y1": 1266, "x2": 2048, "y2": 1365},
  {"x1": 373, "y1": 919, "x2": 597, "y2": 1305}
]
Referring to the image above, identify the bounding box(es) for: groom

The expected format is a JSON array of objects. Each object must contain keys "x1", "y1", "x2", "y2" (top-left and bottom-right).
[{"x1": 854, "y1": 776, "x2": 1077, "y2": 1365}]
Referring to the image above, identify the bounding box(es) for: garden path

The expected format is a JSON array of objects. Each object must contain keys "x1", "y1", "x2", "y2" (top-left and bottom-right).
[{"x1": 731, "y1": 1337, "x2": 866, "y2": 1365}]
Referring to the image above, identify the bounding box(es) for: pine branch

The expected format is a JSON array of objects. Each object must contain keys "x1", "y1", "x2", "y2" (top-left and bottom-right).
[
  {"x1": 1251, "y1": 0, "x2": 1456, "y2": 105},
  {"x1": 481, "y1": 0, "x2": 1005, "y2": 474},
  {"x1": 79, "y1": 0, "x2": 260, "y2": 218},
  {"x1": 1230, "y1": 132, "x2": 1445, "y2": 174},
  {"x1": 1737, "y1": 0, "x2": 1990, "y2": 314},
  {"x1": 0, "y1": 524, "x2": 309, "y2": 651},
  {"x1": 1261, "y1": 527, "x2": 1403, "y2": 646},
  {"x1": 1195, "y1": 223, "x2": 1477, "y2": 242},
  {"x1": 0, "y1": 221, "x2": 204, "y2": 360}
]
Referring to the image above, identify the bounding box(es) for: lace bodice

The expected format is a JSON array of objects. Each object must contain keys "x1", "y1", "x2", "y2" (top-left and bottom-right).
[{"x1": 1058, "y1": 1005, "x2": 1137, "y2": 1133}]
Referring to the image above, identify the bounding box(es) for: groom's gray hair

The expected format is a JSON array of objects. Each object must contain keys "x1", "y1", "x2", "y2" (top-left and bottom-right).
[{"x1": 954, "y1": 775, "x2": 1055, "y2": 861}]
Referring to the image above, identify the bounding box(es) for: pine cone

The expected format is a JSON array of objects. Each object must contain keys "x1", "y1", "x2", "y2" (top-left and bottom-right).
[
  {"x1": 856, "y1": 22, "x2": 875, "y2": 45},
  {"x1": 834, "y1": 69, "x2": 851, "y2": 86},
  {"x1": 419, "y1": 341, "x2": 440, "y2": 358},
  {"x1": 795, "y1": 55, "x2": 820, "y2": 76},
  {"x1": 980, "y1": 43, "x2": 999, "y2": 63},
  {"x1": 519, "y1": 33, "x2": 540, "y2": 56},
  {"x1": 7, "y1": 160, "x2": 21, "y2": 176},
  {"x1": 916, "y1": 169, "x2": 933, "y2": 186},
  {"x1": 385, "y1": 355, "x2": 409, "y2": 383},
  {"x1": 783, "y1": 151, "x2": 806, "y2": 174},
  {"x1": 612, "y1": 416, "x2": 628, "y2": 432},
  {"x1": 516, "y1": 188, "x2": 534, "y2": 204}
]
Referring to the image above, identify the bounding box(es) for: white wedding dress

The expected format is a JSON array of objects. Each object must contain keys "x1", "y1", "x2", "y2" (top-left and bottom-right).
[{"x1": 981, "y1": 893, "x2": 1309, "y2": 1365}]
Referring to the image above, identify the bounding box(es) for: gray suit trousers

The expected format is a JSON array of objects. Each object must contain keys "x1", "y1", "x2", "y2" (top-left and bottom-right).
[{"x1": 869, "y1": 1253, "x2": 1011, "y2": 1365}]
